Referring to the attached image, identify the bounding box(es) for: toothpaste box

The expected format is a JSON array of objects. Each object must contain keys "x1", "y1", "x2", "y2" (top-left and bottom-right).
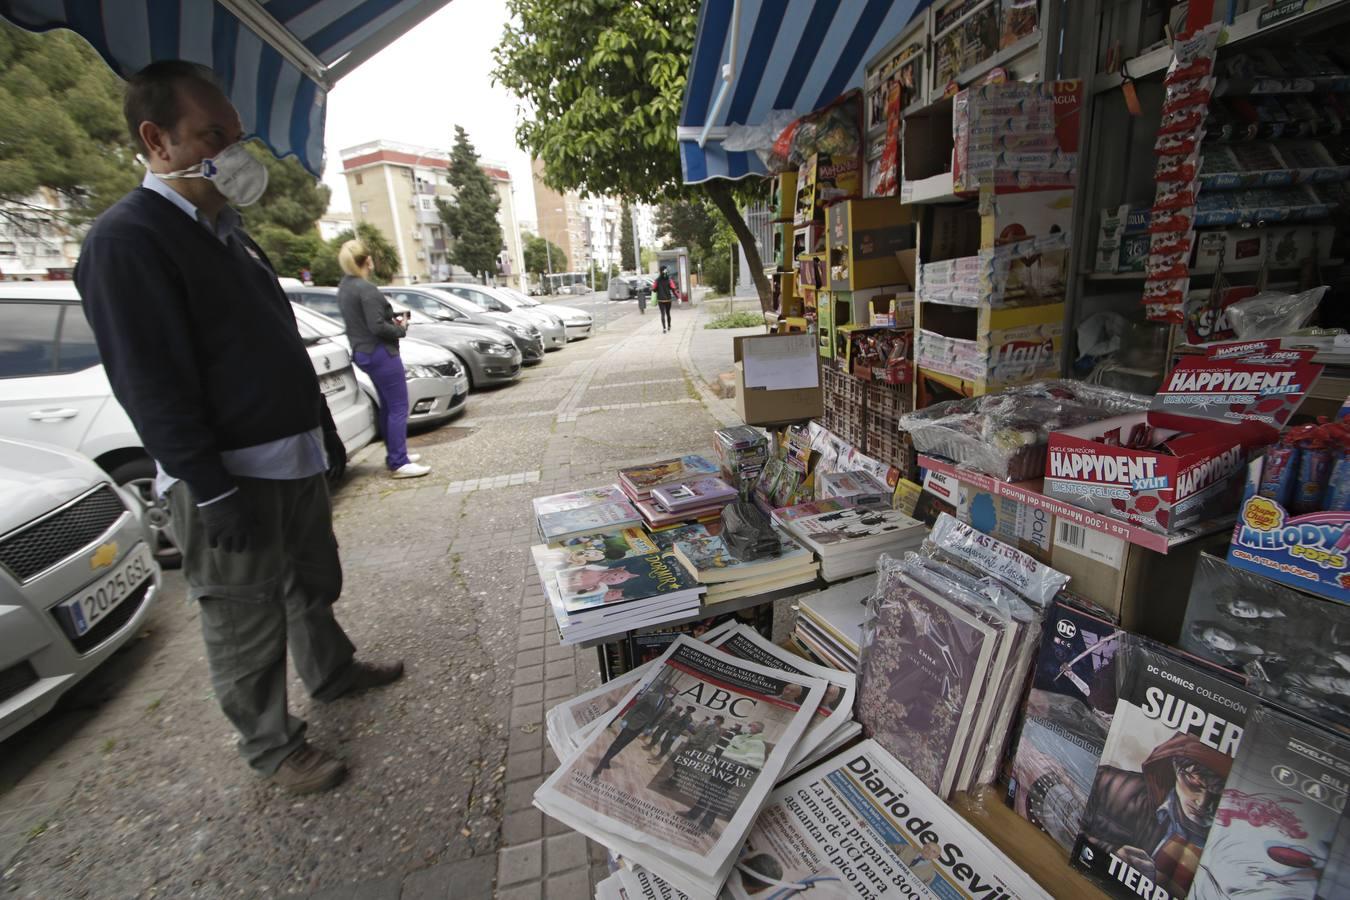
[{"x1": 1044, "y1": 344, "x2": 1323, "y2": 534}]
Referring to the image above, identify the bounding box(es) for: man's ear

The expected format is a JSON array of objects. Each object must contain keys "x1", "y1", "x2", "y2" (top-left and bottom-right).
[{"x1": 138, "y1": 121, "x2": 172, "y2": 163}]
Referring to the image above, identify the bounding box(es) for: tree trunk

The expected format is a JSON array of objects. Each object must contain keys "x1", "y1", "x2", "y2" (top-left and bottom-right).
[{"x1": 704, "y1": 181, "x2": 772, "y2": 312}]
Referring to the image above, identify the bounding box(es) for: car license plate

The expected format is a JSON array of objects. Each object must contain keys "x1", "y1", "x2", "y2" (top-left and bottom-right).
[
  {"x1": 319, "y1": 373, "x2": 346, "y2": 396},
  {"x1": 56, "y1": 545, "x2": 154, "y2": 638}
]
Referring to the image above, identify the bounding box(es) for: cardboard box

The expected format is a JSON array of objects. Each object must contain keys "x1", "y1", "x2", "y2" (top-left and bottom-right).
[
  {"x1": 953, "y1": 81, "x2": 1082, "y2": 193},
  {"x1": 734, "y1": 334, "x2": 824, "y2": 426},
  {"x1": 957, "y1": 482, "x2": 1056, "y2": 563},
  {"x1": 915, "y1": 301, "x2": 1064, "y2": 388},
  {"x1": 826, "y1": 198, "x2": 916, "y2": 290},
  {"x1": 1044, "y1": 344, "x2": 1324, "y2": 534},
  {"x1": 844, "y1": 286, "x2": 914, "y2": 328},
  {"x1": 1227, "y1": 455, "x2": 1350, "y2": 604},
  {"x1": 918, "y1": 233, "x2": 1069, "y2": 307},
  {"x1": 980, "y1": 189, "x2": 1076, "y2": 248},
  {"x1": 895, "y1": 248, "x2": 918, "y2": 290},
  {"x1": 1094, "y1": 205, "x2": 1150, "y2": 274},
  {"x1": 921, "y1": 204, "x2": 982, "y2": 265},
  {"x1": 1051, "y1": 526, "x2": 1226, "y2": 640}
]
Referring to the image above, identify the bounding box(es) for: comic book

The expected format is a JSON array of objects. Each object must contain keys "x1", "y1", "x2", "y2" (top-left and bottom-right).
[
  {"x1": 1191, "y1": 703, "x2": 1350, "y2": 900},
  {"x1": 1009, "y1": 600, "x2": 1125, "y2": 851},
  {"x1": 1072, "y1": 637, "x2": 1258, "y2": 900}
]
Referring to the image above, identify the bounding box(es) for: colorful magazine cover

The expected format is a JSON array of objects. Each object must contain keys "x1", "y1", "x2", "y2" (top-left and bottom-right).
[
  {"x1": 672, "y1": 530, "x2": 811, "y2": 584},
  {"x1": 1191, "y1": 704, "x2": 1350, "y2": 900},
  {"x1": 788, "y1": 506, "x2": 923, "y2": 547},
  {"x1": 856, "y1": 568, "x2": 999, "y2": 796},
  {"x1": 652, "y1": 477, "x2": 737, "y2": 513},
  {"x1": 1072, "y1": 637, "x2": 1257, "y2": 900},
  {"x1": 620, "y1": 456, "x2": 719, "y2": 495},
  {"x1": 533, "y1": 484, "x2": 630, "y2": 517},
  {"x1": 543, "y1": 528, "x2": 659, "y2": 567},
  {"x1": 1009, "y1": 600, "x2": 1124, "y2": 851},
  {"x1": 538, "y1": 500, "x2": 642, "y2": 543},
  {"x1": 556, "y1": 553, "x2": 702, "y2": 617}
]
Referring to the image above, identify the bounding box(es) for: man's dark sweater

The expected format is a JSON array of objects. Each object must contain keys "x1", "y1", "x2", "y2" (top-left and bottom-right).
[{"x1": 75, "y1": 187, "x2": 334, "y2": 503}]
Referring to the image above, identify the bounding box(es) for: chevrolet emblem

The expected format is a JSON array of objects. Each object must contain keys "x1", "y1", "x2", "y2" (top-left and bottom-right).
[{"x1": 90, "y1": 542, "x2": 118, "y2": 570}]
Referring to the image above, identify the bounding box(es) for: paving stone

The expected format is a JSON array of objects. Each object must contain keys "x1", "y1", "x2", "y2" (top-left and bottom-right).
[
  {"x1": 507, "y1": 725, "x2": 544, "y2": 753},
  {"x1": 501, "y1": 809, "x2": 543, "y2": 846},
  {"x1": 543, "y1": 678, "x2": 576, "y2": 701},
  {"x1": 515, "y1": 649, "x2": 544, "y2": 668},
  {"x1": 503, "y1": 776, "x2": 543, "y2": 812},
  {"x1": 505, "y1": 750, "x2": 542, "y2": 781},
  {"x1": 545, "y1": 833, "x2": 589, "y2": 875},
  {"x1": 494, "y1": 884, "x2": 541, "y2": 900},
  {"x1": 543, "y1": 867, "x2": 592, "y2": 900},
  {"x1": 307, "y1": 887, "x2": 356, "y2": 900},
  {"x1": 509, "y1": 705, "x2": 543, "y2": 729},
  {"x1": 497, "y1": 840, "x2": 542, "y2": 886},
  {"x1": 351, "y1": 876, "x2": 401, "y2": 899},
  {"x1": 542, "y1": 814, "x2": 572, "y2": 837},
  {"x1": 512, "y1": 683, "x2": 543, "y2": 706},
  {"x1": 514, "y1": 665, "x2": 544, "y2": 686}
]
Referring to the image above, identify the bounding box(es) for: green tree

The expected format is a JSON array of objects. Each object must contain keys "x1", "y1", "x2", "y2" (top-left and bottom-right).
[
  {"x1": 254, "y1": 224, "x2": 326, "y2": 281},
  {"x1": 0, "y1": 22, "x2": 139, "y2": 225},
  {"x1": 655, "y1": 197, "x2": 720, "y2": 260},
  {"x1": 522, "y1": 232, "x2": 567, "y2": 275},
  {"x1": 309, "y1": 221, "x2": 400, "y2": 286},
  {"x1": 619, "y1": 202, "x2": 636, "y2": 271},
  {"x1": 437, "y1": 125, "x2": 503, "y2": 280},
  {"x1": 241, "y1": 142, "x2": 331, "y2": 235},
  {"x1": 494, "y1": 0, "x2": 772, "y2": 308}
]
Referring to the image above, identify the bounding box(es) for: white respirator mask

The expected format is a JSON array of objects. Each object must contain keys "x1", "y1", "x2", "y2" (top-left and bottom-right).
[{"x1": 151, "y1": 141, "x2": 269, "y2": 207}]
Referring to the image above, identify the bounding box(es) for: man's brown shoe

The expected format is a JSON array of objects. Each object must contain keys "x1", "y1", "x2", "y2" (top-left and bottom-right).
[
  {"x1": 270, "y1": 743, "x2": 346, "y2": 795},
  {"x1": 336, "y1": 659, "x2": 405, "y2": 699}
]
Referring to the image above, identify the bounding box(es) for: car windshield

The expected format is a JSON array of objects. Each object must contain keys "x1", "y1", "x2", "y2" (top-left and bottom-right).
[
  {"x1": 501, "y1": 288, "x2": 536, "y2": 307},
  {"x1": 388, "y1": 301, "x2": 436, "y2": 325},
  {"x1": 292, "y1": 304, "x2": 346, "y2": 338}
]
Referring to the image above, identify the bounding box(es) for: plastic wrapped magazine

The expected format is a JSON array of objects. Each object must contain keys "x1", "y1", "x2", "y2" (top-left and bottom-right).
[
  {"x1": 898, "y1": 380, "x2": 1149, "y2": 480},
  {"x1": 619, "y1": 740, "x2": 1050, "y2": 900},
  {"x1": 1179, "y1": 553, "x2": 1350, "y2": 730},
  {"x1": 533, "y1": 636, "x2": 826, "y2": 900}
]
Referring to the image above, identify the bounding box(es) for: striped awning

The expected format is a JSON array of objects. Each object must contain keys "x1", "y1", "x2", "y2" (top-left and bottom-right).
[
  {"x1": 678, "y1": 0, "x2": 927, "y2": 184},
  {"x1": 0, "y1": 0, "x2": 452, "y2": 177}
]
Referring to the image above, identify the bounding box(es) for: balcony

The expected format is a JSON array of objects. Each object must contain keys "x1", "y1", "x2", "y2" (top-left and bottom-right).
[
  {"x1": 432, "y1": 238, "x2": 447, "y2": 251},
  {"x1": 415, "y1": 208, "x2": 441, "y2": 225}
]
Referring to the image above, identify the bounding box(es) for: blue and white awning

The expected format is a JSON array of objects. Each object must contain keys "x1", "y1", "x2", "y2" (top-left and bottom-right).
[
  {"x1": 0, "y1": 0, "x2": 451, "y2": 177},
  {"x1": 679, "y1": 0, "x2": 926, "y2": 184}
]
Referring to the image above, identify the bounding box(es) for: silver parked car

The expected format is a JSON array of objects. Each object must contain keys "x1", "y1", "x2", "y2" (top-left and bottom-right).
[
  {"x1": 416, "y1": 284, "x2": 566, "y2": 352},
  {"x1": 287, "y1": 288, "x2": 522, "y2": 389},
  {"x1": 382, "y1": 286, "x2": 549, "y2": 362},
  {"x1": 0, "y1": 438, "x2": 161, "y2": 742},
  {"x1": 291, "y1": 303, "x2": 469, "y2": 429},
  {"x1": 496, "y1": 286, "x2": 594, "y2": 341}
]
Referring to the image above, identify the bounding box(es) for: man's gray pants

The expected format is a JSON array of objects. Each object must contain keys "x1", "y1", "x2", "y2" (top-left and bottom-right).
[{"x1": 168, "y1": 475, "x2": 356, "y2": 775}]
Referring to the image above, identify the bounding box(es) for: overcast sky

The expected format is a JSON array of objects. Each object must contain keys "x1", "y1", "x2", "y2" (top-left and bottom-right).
[{"x1": 320, "y1": 0, "x2": 537, "y2": 228}]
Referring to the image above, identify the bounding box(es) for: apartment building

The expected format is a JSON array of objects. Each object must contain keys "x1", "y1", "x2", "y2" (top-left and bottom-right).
[
  {"x1": 341, "y1": 139, "x2": 525, "y2": 288},
  {"x1": 531, "y1": 158, "x2": 586, "y2": 275},
  {"x1": 0, "y1": 188, "x2": 84, "y2": 281}
]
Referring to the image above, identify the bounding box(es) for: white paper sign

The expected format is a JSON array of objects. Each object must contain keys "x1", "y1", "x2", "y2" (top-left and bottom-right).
[{"x1": 741, "y1": 334, "x2": 819, "y2": 391}]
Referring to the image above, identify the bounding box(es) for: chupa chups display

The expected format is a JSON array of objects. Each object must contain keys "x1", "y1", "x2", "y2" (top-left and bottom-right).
[
  {"x1": 1190, "y1": 704, "x2": 1350, "y2": 900},
  {"x1": 1007, "y1": 599, "x2": 1124, "y2": 853},
  {"x1": 1043, "y1": 344, "x2": 1323, "y2": 534},
  {"x1": 1229, "y1": 423, "x2": 1350, "y2": 605},
  {"x1": 899, "y1": 380, "x2": 1150, "y2": 481},
  {"x1": 1072, "y1": 636, "x2": 1257, "y2": 900},
  {"x1": 1180, "y1": 553, "x2": 1350, "y2": 730}
]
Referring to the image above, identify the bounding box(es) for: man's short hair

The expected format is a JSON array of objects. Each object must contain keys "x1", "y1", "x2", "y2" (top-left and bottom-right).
[{"x1": 124, "y1": 60, "x2": 224, "y2": 152}]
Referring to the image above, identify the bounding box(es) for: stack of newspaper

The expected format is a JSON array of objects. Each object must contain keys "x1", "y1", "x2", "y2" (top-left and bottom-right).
[
  {"x1": 537, "y1": 624, "x2": 862, "y2": 898},
  {"x1": 778, "y1": 504, "x2": 926, "y2": 581},
  {"x1": 789, "y1": 574, "x2": 877, "y2": 673},
  {"x1": 595, "y1": 739, "x2": 1050, "y2": 900}
]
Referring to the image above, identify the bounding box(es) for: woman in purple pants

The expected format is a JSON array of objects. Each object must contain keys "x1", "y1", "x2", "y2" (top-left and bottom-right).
[{"x1": 336, "y1": 240, "x2": 430, "y2": 479}]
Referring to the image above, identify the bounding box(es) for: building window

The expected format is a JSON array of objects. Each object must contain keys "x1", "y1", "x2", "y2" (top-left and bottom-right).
[
  {"x1": 360, "y1": 201, "x2": 369, "y2": 215},
  {"x1": 354, "y1": 173, "x2": 363, "y2": 186}
]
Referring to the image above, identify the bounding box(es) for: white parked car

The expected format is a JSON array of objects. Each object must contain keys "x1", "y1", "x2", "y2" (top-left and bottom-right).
[
  {"x1": 0, "y1": 283, "x2": 377, "y2": 565},
  {"x1": 427, "y1": 282, "x2": 592, "y2": 342},
  {"x1": 0, "y1": 438, "x2": 161, "y2": 742},
  {"x1": 497, "y1": 286, "x2": 595, "y2": 341}
]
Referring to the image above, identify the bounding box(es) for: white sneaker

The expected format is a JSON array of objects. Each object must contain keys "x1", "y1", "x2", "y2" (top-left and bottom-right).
[
  {"x1": 408, "y1": 454, "x2": 422, "y2": 463},
  {"x1": 392, "y1": 462, "x2": 431, "y2": 479}
]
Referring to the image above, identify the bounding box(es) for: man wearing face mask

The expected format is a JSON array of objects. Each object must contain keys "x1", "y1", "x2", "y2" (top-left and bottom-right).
[{"x1": 74, "y1": 60, "x2": 403, "y2": 795}]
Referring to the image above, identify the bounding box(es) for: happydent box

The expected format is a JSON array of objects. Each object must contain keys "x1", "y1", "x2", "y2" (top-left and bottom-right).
[{"x1": 1044, "y1": 343, "x2": 1322, "y2": 534}]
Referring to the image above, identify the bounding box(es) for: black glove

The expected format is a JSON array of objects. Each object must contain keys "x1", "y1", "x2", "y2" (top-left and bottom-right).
[
  {"x1": 324, "y1": 429, "x2": 347, "y2": 481},
  {"x1": 198, "y1": 492, "x2": 253, "y2": 554}
]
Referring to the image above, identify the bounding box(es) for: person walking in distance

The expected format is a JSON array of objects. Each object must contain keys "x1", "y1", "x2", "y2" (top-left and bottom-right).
[
  {"x1": 654, "y1": 265, "x2": 683, "y2": 334},
  {"x1": 336, "y1": 241, "x2": 429, "y2": 479},
  {"x1": 75, "y1": 61, "x2": 403, "y2": 795}
]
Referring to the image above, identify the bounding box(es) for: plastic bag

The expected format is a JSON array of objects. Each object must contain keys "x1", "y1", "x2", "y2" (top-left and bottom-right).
[
  {"x1": 897, "y1": 381, "x2": 1151, "y2": 480},
  {"x1": 722, "y1": 110, "x2": 799, "y2": 154},
  {"x1": 1227, "y1": 286, "x2": 1328, "y2": 339}
]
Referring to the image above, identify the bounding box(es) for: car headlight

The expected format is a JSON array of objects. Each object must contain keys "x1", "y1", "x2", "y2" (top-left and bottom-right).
[
  {"x1": 504, "y1": 323, "x2": 529, "y2": 337},
  {"x1": 567, "y1": 315, "x2": 591, "y2": 325},
  {"x1": 404, "y1": 364, "x2": 441, "y2": 380},
  {"x1": 471, "y1": 340, "x2": 513, "y2": 356},
  {"x1": 549, "y1": 316, "x2": 564, "y2": 328}
]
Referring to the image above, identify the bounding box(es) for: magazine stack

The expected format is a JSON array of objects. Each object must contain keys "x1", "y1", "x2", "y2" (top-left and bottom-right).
[
  {"x1": 532, "y1": 485, "x2": 642, "y2": 545},
  {"x1": 857, "y1": 515, "x2": 1059, "y2": 800},
  {"x1": 713, "y1": 425, "x2": 769, "y2": 494},
  {"x1": 659, "y1": 523, "x2": 818, "y2": 603},
  {"x1": 638, "y1": 475, "x2": 738, "y2": 531},
  {"x1": 778, "y1": 503, "x2": 925, "y2": 581},
  {"x1": 530, "y1": 532, "x2": 705, "y2": 645},
  {"x1": 789, "y1": 575, "x2": 877, "y2": 673},
  {"x1": 618, "y1": 455, "x2": 723, "y2": 529}
]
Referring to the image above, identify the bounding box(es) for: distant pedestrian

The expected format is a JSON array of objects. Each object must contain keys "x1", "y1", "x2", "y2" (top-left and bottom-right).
[
  {"x1": 76, "y1": 60, "x2": 403, "y2": 795},
  {"x1": 300, "y1": 267, "x2": 312, "y2": 285},
  {"x1": 654, "y1": 265, "x2": 683, "y2": 334},
  {"x1": 336, "y1": 240, "x2": 430, "y2": 479}
]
